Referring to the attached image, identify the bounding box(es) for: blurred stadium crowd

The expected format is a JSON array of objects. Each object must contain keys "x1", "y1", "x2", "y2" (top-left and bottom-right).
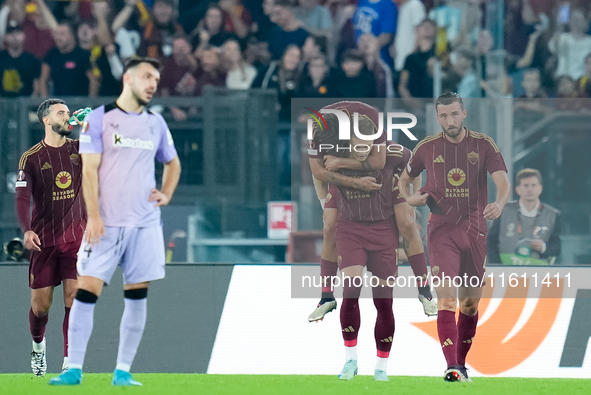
[
  {"x1": 1, "y1": 0, "x2": 591, "y2": 263},
  {"x1": 0, "y1": 0, "x2": 591, "y2": 118}
]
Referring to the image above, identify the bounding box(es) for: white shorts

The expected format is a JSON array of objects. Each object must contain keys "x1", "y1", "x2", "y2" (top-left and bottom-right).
[{"x1": 77, "y1": 226, "x2": 166, "y2": 285}]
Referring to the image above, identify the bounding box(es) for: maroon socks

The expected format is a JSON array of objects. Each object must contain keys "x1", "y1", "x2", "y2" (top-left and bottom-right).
[
  {"x1": 437, "y1": 310, "x2": 458, "y2": 367},
  {"x1": 29, "y1": 308, "x2": 48, "y2": 344},
  {"x1": 457, "y1": 311, "x2": 478, "y2": 366},
  {"x1": 373, "y1": 298, "x2": 394, "y2": 358}
]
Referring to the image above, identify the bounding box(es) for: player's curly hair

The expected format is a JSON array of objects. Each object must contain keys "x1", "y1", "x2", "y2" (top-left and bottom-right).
[{"x1": 37, "y1": 98, "x2": 66, "y2": 125}]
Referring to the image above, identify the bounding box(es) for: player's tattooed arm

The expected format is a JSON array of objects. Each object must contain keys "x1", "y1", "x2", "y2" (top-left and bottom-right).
[{"x1": 309, "y1": 158, "x2": 380, "y2": 192}]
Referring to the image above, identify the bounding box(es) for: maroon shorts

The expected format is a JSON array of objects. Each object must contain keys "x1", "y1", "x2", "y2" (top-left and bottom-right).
[
  {"x1": 29, "y1": 240, "x2": 80, "y2": 289},
  {"x1": 336, "y1": 218, "x2": 399, "y2": 280},
  {"x1": 427, "y1": 221, "x2": 486, "y2": 286},
  {"x1": 325, "y1": 183, "x2": 338, "y2": 209}
]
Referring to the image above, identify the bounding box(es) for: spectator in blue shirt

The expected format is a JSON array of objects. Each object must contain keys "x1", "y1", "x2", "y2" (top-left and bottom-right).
[{"x1": 353, "y1": 0, "x2": 397, "y2": 64}]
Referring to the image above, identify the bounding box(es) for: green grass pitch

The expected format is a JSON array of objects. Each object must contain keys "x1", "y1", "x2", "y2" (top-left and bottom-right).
[{"x1": 1, "y1": 374, "x2": 589, "y2": 395}]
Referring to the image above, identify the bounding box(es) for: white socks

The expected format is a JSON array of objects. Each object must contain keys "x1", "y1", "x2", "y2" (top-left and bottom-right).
[
  {"x1": 68, "y1": 300, "x2": 96, "y2": 370},
  {"x1": 375, "y1": 356, "x2": 388, "y2": 372},
  {"x1": 345, "y1": 346, "x2": 357, "y2": 361},
  {"x1": 115, "y1": 298, "x2": 147, "y2": 372},
  {"x1": 32, "y1": 338, "x2": 46, "y2": 353}
]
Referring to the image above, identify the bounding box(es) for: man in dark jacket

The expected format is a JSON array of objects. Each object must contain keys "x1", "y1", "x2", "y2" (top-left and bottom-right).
[{"x1": 488, "y1": 168, "x2": 561, "y2": 265}]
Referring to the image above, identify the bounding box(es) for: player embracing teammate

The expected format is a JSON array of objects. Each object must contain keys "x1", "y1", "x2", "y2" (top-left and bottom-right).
[
  {"x1": 307, "y1": 101, "x2": 436, "y2": 323},
  {"x1": 307, "y1": 101, "x2": 435, "y2": 380}
]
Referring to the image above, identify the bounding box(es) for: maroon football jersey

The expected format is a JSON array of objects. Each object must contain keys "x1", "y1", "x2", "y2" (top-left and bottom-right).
[
  {"x1": 15, "y1": 139, "x2": 86, "y2": 247},
  {"x1": 307, "y1": 101, "x2": 386, "y2": 159},
  {"x1": 336, "y1": 142, "x2": 409, "y2": 222},
  {"x1": 407, "y1": 129, "x2": 507, "y2": 238}
]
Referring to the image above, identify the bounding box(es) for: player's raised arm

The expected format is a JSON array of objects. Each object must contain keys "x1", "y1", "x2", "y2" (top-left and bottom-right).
[
  {"x1": 309, "y1": 157, "x2": 381, "y2": 192},
  {"x1": 483, "y1": 170, "x2": 511, "y2": 220},
  {"x1": 81, "y1": 153, "x2": 105, "y2": 245},
  {"x1": 150, "y1": 156, "x2": 181, "y2": 207}
]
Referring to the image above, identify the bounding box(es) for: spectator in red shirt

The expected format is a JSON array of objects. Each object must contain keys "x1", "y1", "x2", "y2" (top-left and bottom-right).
[
  {"x1": 195, "y1": 47, "x2": 227, "y2": 96},
  {"x1": 22, "y1": 0, "x2": 56, "y2": 60},
  {"x1": 160, "y1": 36, "x2": 199, "y2": 97},
  {"x1": 219, "y1": 0, "x2": 252, "y2": 40},
  {"x1": 160, "y1": 36, "x2": 199, "y2": 121}
]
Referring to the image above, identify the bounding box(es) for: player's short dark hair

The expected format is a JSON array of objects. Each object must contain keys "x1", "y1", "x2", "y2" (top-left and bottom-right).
[
  {"x1": 37, "y1": 98, "x2": 66, "y2": 125},
  {"x1": 123, "y1": 57, "x2": 161, "y2": 75},
  {"x1": 352, "y1": 115, "x2": 376, "y2": 137},
  {"x1": 435, "y1": 92, "x2": 464, "y2": 111},
  {"x1": 516, "y1": 168, "x2": 542, "y2": 186},
  {"x1": 315, "y1": 113, "x2": 340, "y2": 148}
]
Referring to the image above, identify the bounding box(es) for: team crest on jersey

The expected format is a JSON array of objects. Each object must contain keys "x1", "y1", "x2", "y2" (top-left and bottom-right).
[
  {"x1": 447, "y1": 168, "x2": 466, "y2": 187},
  {"x1": 55, "y1": 171, "x2": 72, "y2": 189},
  {"x1": 468, "y1": 151, "x2": 479, "y2": 165},
  {"x1": 325, "y1": 193, "x2": 332, "y2": 204},
  {"x1": 337, "y1": 255, "x2": 342, "y2": 266},
  {"x1": 70, "y1": 153, "x2": 80, "y2": 165},
  {"x1": 17, "y1": 170, "x2": 25, "y2": 181},
  {"x1": 432, "y1": 266, "x2": 440, "y2": 276}
]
